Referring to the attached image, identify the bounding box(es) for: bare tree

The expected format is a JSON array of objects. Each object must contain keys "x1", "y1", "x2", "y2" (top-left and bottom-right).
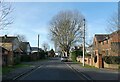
[
  {"x1": 42, "y1": 42, "x2": 50, "y2": 51},
  {"x1": 106, "y1": 12, "x2": 119, "y2": 33},
  {"x1": 16, "y1": 34, "x2": 27, "y2": 42},
  {"x1": 49, "y1": 10, "x2": 86, "y2": 57},
  {"x1": 0, "y1": 0, "x2": 13, "y2": 30}
]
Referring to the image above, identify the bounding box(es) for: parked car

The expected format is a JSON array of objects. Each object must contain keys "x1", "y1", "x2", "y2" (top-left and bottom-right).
[{"x1": 61, "y1": 57, "x2": 68, "y2": 62}]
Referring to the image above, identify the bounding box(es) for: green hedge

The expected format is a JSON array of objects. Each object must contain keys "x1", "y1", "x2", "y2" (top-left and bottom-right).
[
  {"x1": 71, "y1": 50, "x2": 83, "y2": 62},
  {"x1": 39, "y1": 50, "x2": 46, "y2": 59},
  {"x1": 71, "y1": 51, "x2": 77, "y2": 62},
  {"x1": 14, "y1": 56, "x2": 21, "y2": 65},
  {"x1": 103, "y1": 56, "x2": 120, "y2": 64},
  {"x1": 21, "y1": 55, "x2": 31, "y2": 62}
]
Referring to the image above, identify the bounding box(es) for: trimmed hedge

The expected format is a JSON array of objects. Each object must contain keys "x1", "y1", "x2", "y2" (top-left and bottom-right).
[
  {"x1": 71, "y1": 50, "x2": 83, "y2": 62},
  {"x1": 21, "y1": 55, "x2": 31, "y2": 62},
  {"x1": 71, "y1": 51, "x2": 77, "y2": 62},
  {"x1": 103, "y1": 56, "x2": 120, "y2": 64},
  {"x1": 13, "y1": 53, "x2": 21, "y2": 65}
]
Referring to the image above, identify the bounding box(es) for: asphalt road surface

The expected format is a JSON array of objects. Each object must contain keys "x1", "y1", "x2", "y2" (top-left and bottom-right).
[
  {"x1": 17, "y1": 57, "x2": 119, "y2": 81},
  {"x1": 18, "y1": 57, "x2": 88, "y2": 80}
]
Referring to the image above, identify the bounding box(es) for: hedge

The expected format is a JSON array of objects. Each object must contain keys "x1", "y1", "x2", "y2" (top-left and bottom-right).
[
  {"x1": 71, "y1": 50, "x2": 83, "y2": 62},
  {"x1": 103, "y1": 56, "x2": 120, "y2": 64},
  {"x1": 21, "y1": 55, "x2": 31, "y2": 62}
]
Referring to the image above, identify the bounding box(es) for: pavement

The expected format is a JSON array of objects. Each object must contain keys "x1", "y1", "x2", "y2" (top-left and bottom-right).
[{"x1": 65, "y1": 62, "x2": 119, "y2": 80}]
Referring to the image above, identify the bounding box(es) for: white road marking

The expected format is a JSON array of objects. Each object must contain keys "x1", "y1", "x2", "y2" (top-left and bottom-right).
[
  {"x1": 18, "y1": 66, "x2": 43, "y2": 80},
  {"x1": 65, "y1": 62, "x2": 92, "y2": 80}
]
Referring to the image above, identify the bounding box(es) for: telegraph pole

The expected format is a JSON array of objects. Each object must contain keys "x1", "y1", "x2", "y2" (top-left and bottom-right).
[
  {"x1": 83, "y1": 19, "x2": 85, "y2": 66},
  {"x1": 38, "y1": 34, "x2": 39, "y2": 57}
]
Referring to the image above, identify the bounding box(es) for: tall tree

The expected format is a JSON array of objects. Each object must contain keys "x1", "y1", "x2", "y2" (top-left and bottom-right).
[
  {"x1": 16, "y1": 34, "x2": 27, "y2": 42},
  {"x1": 42, "y1": 42, "x2": 50, "y2": 51},
  {"x1": 106, "y1": 12, "x2": 119, "y2": 33},
  {"x1": 49, "y1": 10, "x2": 86, "y2": 57},
  {"x1": 0, "y1": 0, "x2": 13, "y2": 30}
]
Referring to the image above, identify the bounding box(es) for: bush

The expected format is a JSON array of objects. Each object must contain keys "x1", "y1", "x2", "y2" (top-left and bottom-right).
[
  {"x1": 21, "y1": 55, "x2": 31, "y2": 62},
  {"x1": 14, "y1": 56, "x2": 21, "y2": 65},
  {"x1": 103, "y1": 56, "x2": 120, "y2": 64},
  {"x1": 71, "y1": 51, "x2": 77, "y2": 62},
  {"x1": 71, "y1": 50, "x2": 83, "y2": 62},
  {"x1": 39, "y1": 50, "x2": 46, "y2": 59},
  {"x1": 85, "y1": 53, "x2": 91, "y2": 56}
]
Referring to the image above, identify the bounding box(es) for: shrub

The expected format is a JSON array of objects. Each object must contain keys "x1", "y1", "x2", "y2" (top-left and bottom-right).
[
  {"x1": 103, "y1": 56, "x2": 120, "y2": 64},
  {"x1": 21, "y1": 55, "x2": 31, "y2": 62},
  {"x1": 71, "y1": 50, "x2": 83, "y2": 62},
  {"x1": 71, "y1": 51, "x2": 77, "y2": 62},
  {"x1": 14, "y1": 56, "x2": 21, "y2": 65},
  {"x1": 39, "y1": 50, "x2": 46, "y2": 59},
  {"x1": 85, "y1": 53, "x2": 91, "y2": 56}
]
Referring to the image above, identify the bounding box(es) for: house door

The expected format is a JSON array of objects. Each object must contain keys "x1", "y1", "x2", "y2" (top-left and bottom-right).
[{"x1": 99, "y1": 54, "x2": 102, "y2": 68}]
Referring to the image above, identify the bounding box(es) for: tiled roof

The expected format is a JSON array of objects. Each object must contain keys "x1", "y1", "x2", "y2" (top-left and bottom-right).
[
  {"x1": 0, "y1": 36, "x2": 18, "y2": 43},
  {"x1": 95, "y1": 34, "x2": 110, "y2": 42},
  {"x1": 110, "y1": 30, "x2": 120, "y2": 37},
  {"x1": 20, "y1": 42, "x2": 31, "y2": 52},
  {"x1": 0, "y1": 46, "x2": 8, "y2": 52}
]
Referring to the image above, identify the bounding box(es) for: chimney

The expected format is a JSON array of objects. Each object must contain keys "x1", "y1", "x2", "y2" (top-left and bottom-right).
[{"x1": 4, "y1": 35, "x2": 7, "y2": 39}]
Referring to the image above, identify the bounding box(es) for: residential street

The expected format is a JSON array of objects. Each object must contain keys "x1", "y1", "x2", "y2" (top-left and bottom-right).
[
  {"x1": 16, "y1": 57, "x2": 119, "y2": 81},
  {"x1": 17, "y1": 57, "x2": 86, "y2": 80}
]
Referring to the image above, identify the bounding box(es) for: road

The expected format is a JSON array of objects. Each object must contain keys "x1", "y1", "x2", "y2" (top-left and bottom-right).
[
  {"x1": 17, "y1": 57, "x2": 119, "y2": 81},
  {"x1": 18, "y1": 57, "x2": 87, "y2": 80}
]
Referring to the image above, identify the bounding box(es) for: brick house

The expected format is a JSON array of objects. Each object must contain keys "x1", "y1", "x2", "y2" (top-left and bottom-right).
[
  {"x1": 0, "y1": 35, "x2": 23, "y2": 66},
  {"x1": 93, "y1": 30, "x2": 120, "y2": 68}
]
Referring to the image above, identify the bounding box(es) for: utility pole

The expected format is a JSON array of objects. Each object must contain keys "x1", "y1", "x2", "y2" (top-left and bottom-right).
[
  {"x1": 83, "y1": 19, "x2": 85, "y2": 66},
  {"x1": 38, "y1": 34, "x2": 39, "y2": 58}
]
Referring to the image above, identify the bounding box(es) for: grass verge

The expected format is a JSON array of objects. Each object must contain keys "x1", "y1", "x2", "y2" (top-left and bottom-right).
[
  {"x1": 76, "y1": 61, "x2": 98, "y2": 69},
  {"x1": 2, "y1": 63, "x2": 31, "y2": 75}
]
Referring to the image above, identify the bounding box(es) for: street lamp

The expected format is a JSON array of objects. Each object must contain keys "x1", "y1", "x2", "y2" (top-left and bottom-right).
[{"x1": 83, "y1": 19, "x2": 85, "y2": 66}]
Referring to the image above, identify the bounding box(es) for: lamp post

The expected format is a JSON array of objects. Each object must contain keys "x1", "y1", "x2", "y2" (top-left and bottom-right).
[{"x1": 83, "y1": 19, "x2": 85, "y2": 66}]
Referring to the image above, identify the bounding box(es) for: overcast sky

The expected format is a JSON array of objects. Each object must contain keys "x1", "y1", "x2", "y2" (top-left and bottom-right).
[{"x1": 1, "y1": 2, "x2": 118, "y2": 50}]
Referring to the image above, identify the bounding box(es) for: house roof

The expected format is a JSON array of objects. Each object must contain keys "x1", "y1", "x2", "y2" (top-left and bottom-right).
[
  {"x1": 110, "y1": 30, "x2": 120, "y2": 37},
  {"x1": 0, "y1": 46, "x2": 8, "y2": 53},
  {"x1": 95, "y1": 34, "x2": 110, "y2": 42},
  {"x1": 31, "y1": 47, "x2": 42, "y2": 51},
  {"x1": 20, "y1": 42, "x2": 30, "y2": 51},
  {"x1": 0, "y1": 35, "x2": 18, "y2": 43}
]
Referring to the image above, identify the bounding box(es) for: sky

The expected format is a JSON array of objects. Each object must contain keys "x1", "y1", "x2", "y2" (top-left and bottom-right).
[{"x1": 1, "y1": 2, "x2": 118, "y2": 50}]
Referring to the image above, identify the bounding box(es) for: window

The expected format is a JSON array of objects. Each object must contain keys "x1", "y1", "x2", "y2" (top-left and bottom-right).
[{"x1": 111, "y1": 42, "x2": 120, "y2": 53}]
